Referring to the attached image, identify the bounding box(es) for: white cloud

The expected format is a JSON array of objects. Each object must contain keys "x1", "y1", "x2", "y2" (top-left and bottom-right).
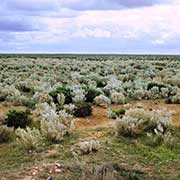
[
  {"x1": 41, "y1": 1, "x2": 180, "y2": 44},
  {"x1": 73, "y1": 27, "x2": 111, "y2": 38},
  {"x1": 1, "y1": 0, "x2": 180, "y2": 53}
]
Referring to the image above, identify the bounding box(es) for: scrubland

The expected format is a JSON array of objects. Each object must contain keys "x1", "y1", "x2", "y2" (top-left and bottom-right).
[{"x1": 0, "y1": 55, "x2": 180, "y2": 180}]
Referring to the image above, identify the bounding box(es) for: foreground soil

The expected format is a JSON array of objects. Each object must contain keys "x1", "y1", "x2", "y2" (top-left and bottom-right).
[{"x1": 0, "y1": 100, "x2": 179, "y2": 180}]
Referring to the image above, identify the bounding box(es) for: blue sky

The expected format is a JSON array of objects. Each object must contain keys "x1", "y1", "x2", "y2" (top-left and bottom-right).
[{"x1": 0, "y1": 0, "x2": 180, "y2": 54}]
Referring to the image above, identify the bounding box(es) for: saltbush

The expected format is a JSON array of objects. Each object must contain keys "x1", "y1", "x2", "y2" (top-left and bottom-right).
[
  {"x1": 147, "y1": 82, "x2": 167, "y2": 91},
  {"x1": 49, "y1": 86, "x2": 72, "y2": 104},
  {"x1": 40, "y1": 119, "x2": 68, "y2": 143},
  {"x1": 15, "y1": 127, "x2": 43, "y2": 151},
  {"x1": 72, "y1": 140, "x2": 100, "y2": 155},
  {"x1": 0, "y1": 125, "x2": 14, "y2": 143},
  {"x1": 94, "y1": 95, "x2": 111, "y2": 106},
  {"x1": 110, "y1": 91, "x2": 126, "y2": 104},
  {"x1": 115, "y1": 108, "x2": 172, "y2": 137},
  {"x1": 165, "y1": 92, "x2": 180, "y2": 104}
]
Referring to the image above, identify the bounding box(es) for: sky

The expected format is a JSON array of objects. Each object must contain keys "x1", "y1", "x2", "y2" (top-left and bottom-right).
[{"x1": 0, "y1": 0, "x2": 180, "y2": 54}]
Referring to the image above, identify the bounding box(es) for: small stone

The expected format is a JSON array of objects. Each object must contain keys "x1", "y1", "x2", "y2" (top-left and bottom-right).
[
  {"x1": 136, "y1": 102, "x2": 143, "y2": 108},
  {"x1": 55, "y1": 168, "x2": 62, "y2": 173},
  {"x1": 55, "y1": 163, "x2": 62, "y2": 168},
  {"x1": 47, "y1": 177, "x2": 52, "y2": 180},
  {"x1": 32, "y1": 171, "x2": 37, "y2": 176}
]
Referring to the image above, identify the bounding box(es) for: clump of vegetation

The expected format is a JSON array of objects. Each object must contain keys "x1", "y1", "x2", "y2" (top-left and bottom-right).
[
  {"x1": 16, "y1": 82, "x2": 34, "y2": 94},
  {"x1": 0, "y1": 115, "x2": 5, "y2": 125},
  {"x1": 82, "y1": 163, "x2": 148, "y2": 180},
  {"x1": 49, "y1": 86, "x2": 72, "y2": 104},
  {"x1": 0, "y1": 125, "x2": 14, "y2": 143},
  {"x1": 85, "y1": 87, "x2": 102, "y2": 103},
  {"x1": 94, "y1": 95, "x2": 111, "y2": 107},
  {"x1": 40, "y1": 119, "x2": 68, "y2": 143},
  {"x1": 147, "y1": 82, "x2": 167, "y2": 91},
  {"x1": 165, "y1": 92, "x2": 180, "y2": 104},
  {"x1": 72, "y1": 140, "x2": 100, "y2": 155},
  {"x1": 108, "y1": 108, "x2": 126, "y2": 119},
  {"x1": 22, "y1": 98, "x2": 37, "y2": 108},
  {"x1": 4, "y1": 109, "x2": 32, "y2": 129},
  {"x1": 110, "y1": 91, "x2": 126, "y2": 104},
  {"x1": 115, "y1": 108, "x2": 172, "y2": 137},
  {"x1": 15, "y1": 127, "x2": 44, "y2": 151},
  {"x1": 73, "y1": 102, "x2": 92, "y2": 117}
]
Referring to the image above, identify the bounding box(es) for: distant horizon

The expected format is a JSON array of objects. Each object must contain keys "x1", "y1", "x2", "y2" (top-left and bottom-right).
[{"x1": 0, "y1": 53, "x2": 180, "y2": 56}]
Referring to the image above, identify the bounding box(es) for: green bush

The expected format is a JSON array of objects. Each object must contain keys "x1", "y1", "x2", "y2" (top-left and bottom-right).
[
  {"x1": 0, "y1": 125, "x2": 14, "y2": 143},
  {"x1": 147, "y1": 82, "x2": 167, "y2": 91},
  {"x1": 22, "y1": 98, "x2": 37, "y2": 109},
  {"x1": 165, "y1": 93, "x2": 180, "y2": 104},
  {"x1": 4, "y1": 109, "x2": 32, "y2": 129},
  {"x1": 96, "y1": 79, "x2": 106, "y2": 88},
  {"x1": 73, "y1": 102, "x2": 92, "y2": 117},
  {"x1": 16, "y1": 84, "x2": 34, "y2": 94},
  {"x1": 49, "y1": 86, "x2": 72, "y2": 104},
  {"x1": 85, "y1": 88, "x2": 101, "y2": 103},
  {"x1": 108, "y1": 109, "x2": 126, "y2": 119},
  {"x1": 115, "y1": 109, "x2": 126, "y2": 116}
]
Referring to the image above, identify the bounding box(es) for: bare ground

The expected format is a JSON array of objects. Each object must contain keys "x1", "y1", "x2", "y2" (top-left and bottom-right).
[{"x1": 75, "y1": 100, "x2": 180, "y2": 131}]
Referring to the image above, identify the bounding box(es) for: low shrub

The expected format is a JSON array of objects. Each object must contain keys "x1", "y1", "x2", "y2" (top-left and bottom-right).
[
  {"x1": 0, "y1": 90, "x2": 7, "y2": 101},
  {"x1": 110, "y1": 91, "x2": 126, "y2": 104},
  {"x1": 72, "y1": 140, "x2": 100, "y2": 155},
  {"x1": 73, "y1": 102, "x2": 92, "y2": 117},
  {"x1": 81, "y1": 163, "x2": 146, "y2": 180},
  {"x1": 22, "y1": 98, "x2": 37, "y2": 109},
  {"x1": 15, "y1": 127, "x2": 44, "y2": 151},
  {"x1": 108, "y1": 109, "x2": 126, "y2": 119},
  {"x1": 165, "y1": 93, "x2": 180, "y2": 104},
  {"x1": 0, "y1": 116, "x2": 5, "y2": 125},
  {"x1": 147, "y1": 82, "x2": 167, "y2": 91},
  {"x1": 16, "y1": 83, "x2": 34, "y2": 94},
  {"x1": 85, "y1": 88, "x2": 101, "y2": 103},
  {"x1": 5, "y1": 109, "x2": 32, "y2": 129},
  {"x1": 96, "y1": 78, "x2": 107, "y2": 88},
  {"x1": 115, "y1": 108, "x2": 172, "y2": 137},
  {"x1": 0, "y1": 125, "x2": 14, "y2": 143},
  {"x1": 35, "y1": 102, "x2": 69, "y2": 142},
  {"x1": 41, "y1": 119, "x2": 68, "y2": 143},
  {"x1": 49, "y1": 86, "x2": 72, "y2": 104},
  {"x1": 94, "y1": 95, "x2": 111, "y2": 106}
]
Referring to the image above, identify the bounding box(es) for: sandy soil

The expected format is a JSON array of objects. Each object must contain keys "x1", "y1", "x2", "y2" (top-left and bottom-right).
[
  {"x1": 0, "y1": 100, "x2": 179, "y2": 129},
  {"x1": 75, "y1": 100, "x2": 180, "y2": 130},
  {"x1": 0, "y1": 104, "x2": 27, "y2": 117}
]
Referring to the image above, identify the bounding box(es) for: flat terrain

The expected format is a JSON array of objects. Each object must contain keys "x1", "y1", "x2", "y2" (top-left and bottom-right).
[
  {"x1": 76, "y1": 100, "x2": 180, "y2": 131},
  {"x1": 0, "y1": 100, "x2": 180, "y2": 180},
  {"x1": 0, "y1": 55, "x2": 180, "y2": 180}
]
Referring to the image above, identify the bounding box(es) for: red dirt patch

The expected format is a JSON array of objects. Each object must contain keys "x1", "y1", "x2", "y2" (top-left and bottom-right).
[
  {"x1": 75, "y1": 100, "x2": 180, "y2": 130},
  {"x1": 75, "y1": 106, "x2": 115, "y2": 130},
  {"x1": 131, "y1": 100, "x2": 180, "y2": 126},
  {"x1": 0, "y1": 103, "x2": 27, "y2": 117}
]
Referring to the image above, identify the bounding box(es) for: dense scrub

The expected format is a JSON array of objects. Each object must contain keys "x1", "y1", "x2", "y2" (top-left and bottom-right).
[{"x1": 0, "y1": 55, "x2": 180, "y2": 179}]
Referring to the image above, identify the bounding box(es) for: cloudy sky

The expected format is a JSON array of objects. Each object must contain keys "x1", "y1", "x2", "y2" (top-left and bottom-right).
[{"x1": 0, "y1": 0, "x2": 180, "y2": 54}]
